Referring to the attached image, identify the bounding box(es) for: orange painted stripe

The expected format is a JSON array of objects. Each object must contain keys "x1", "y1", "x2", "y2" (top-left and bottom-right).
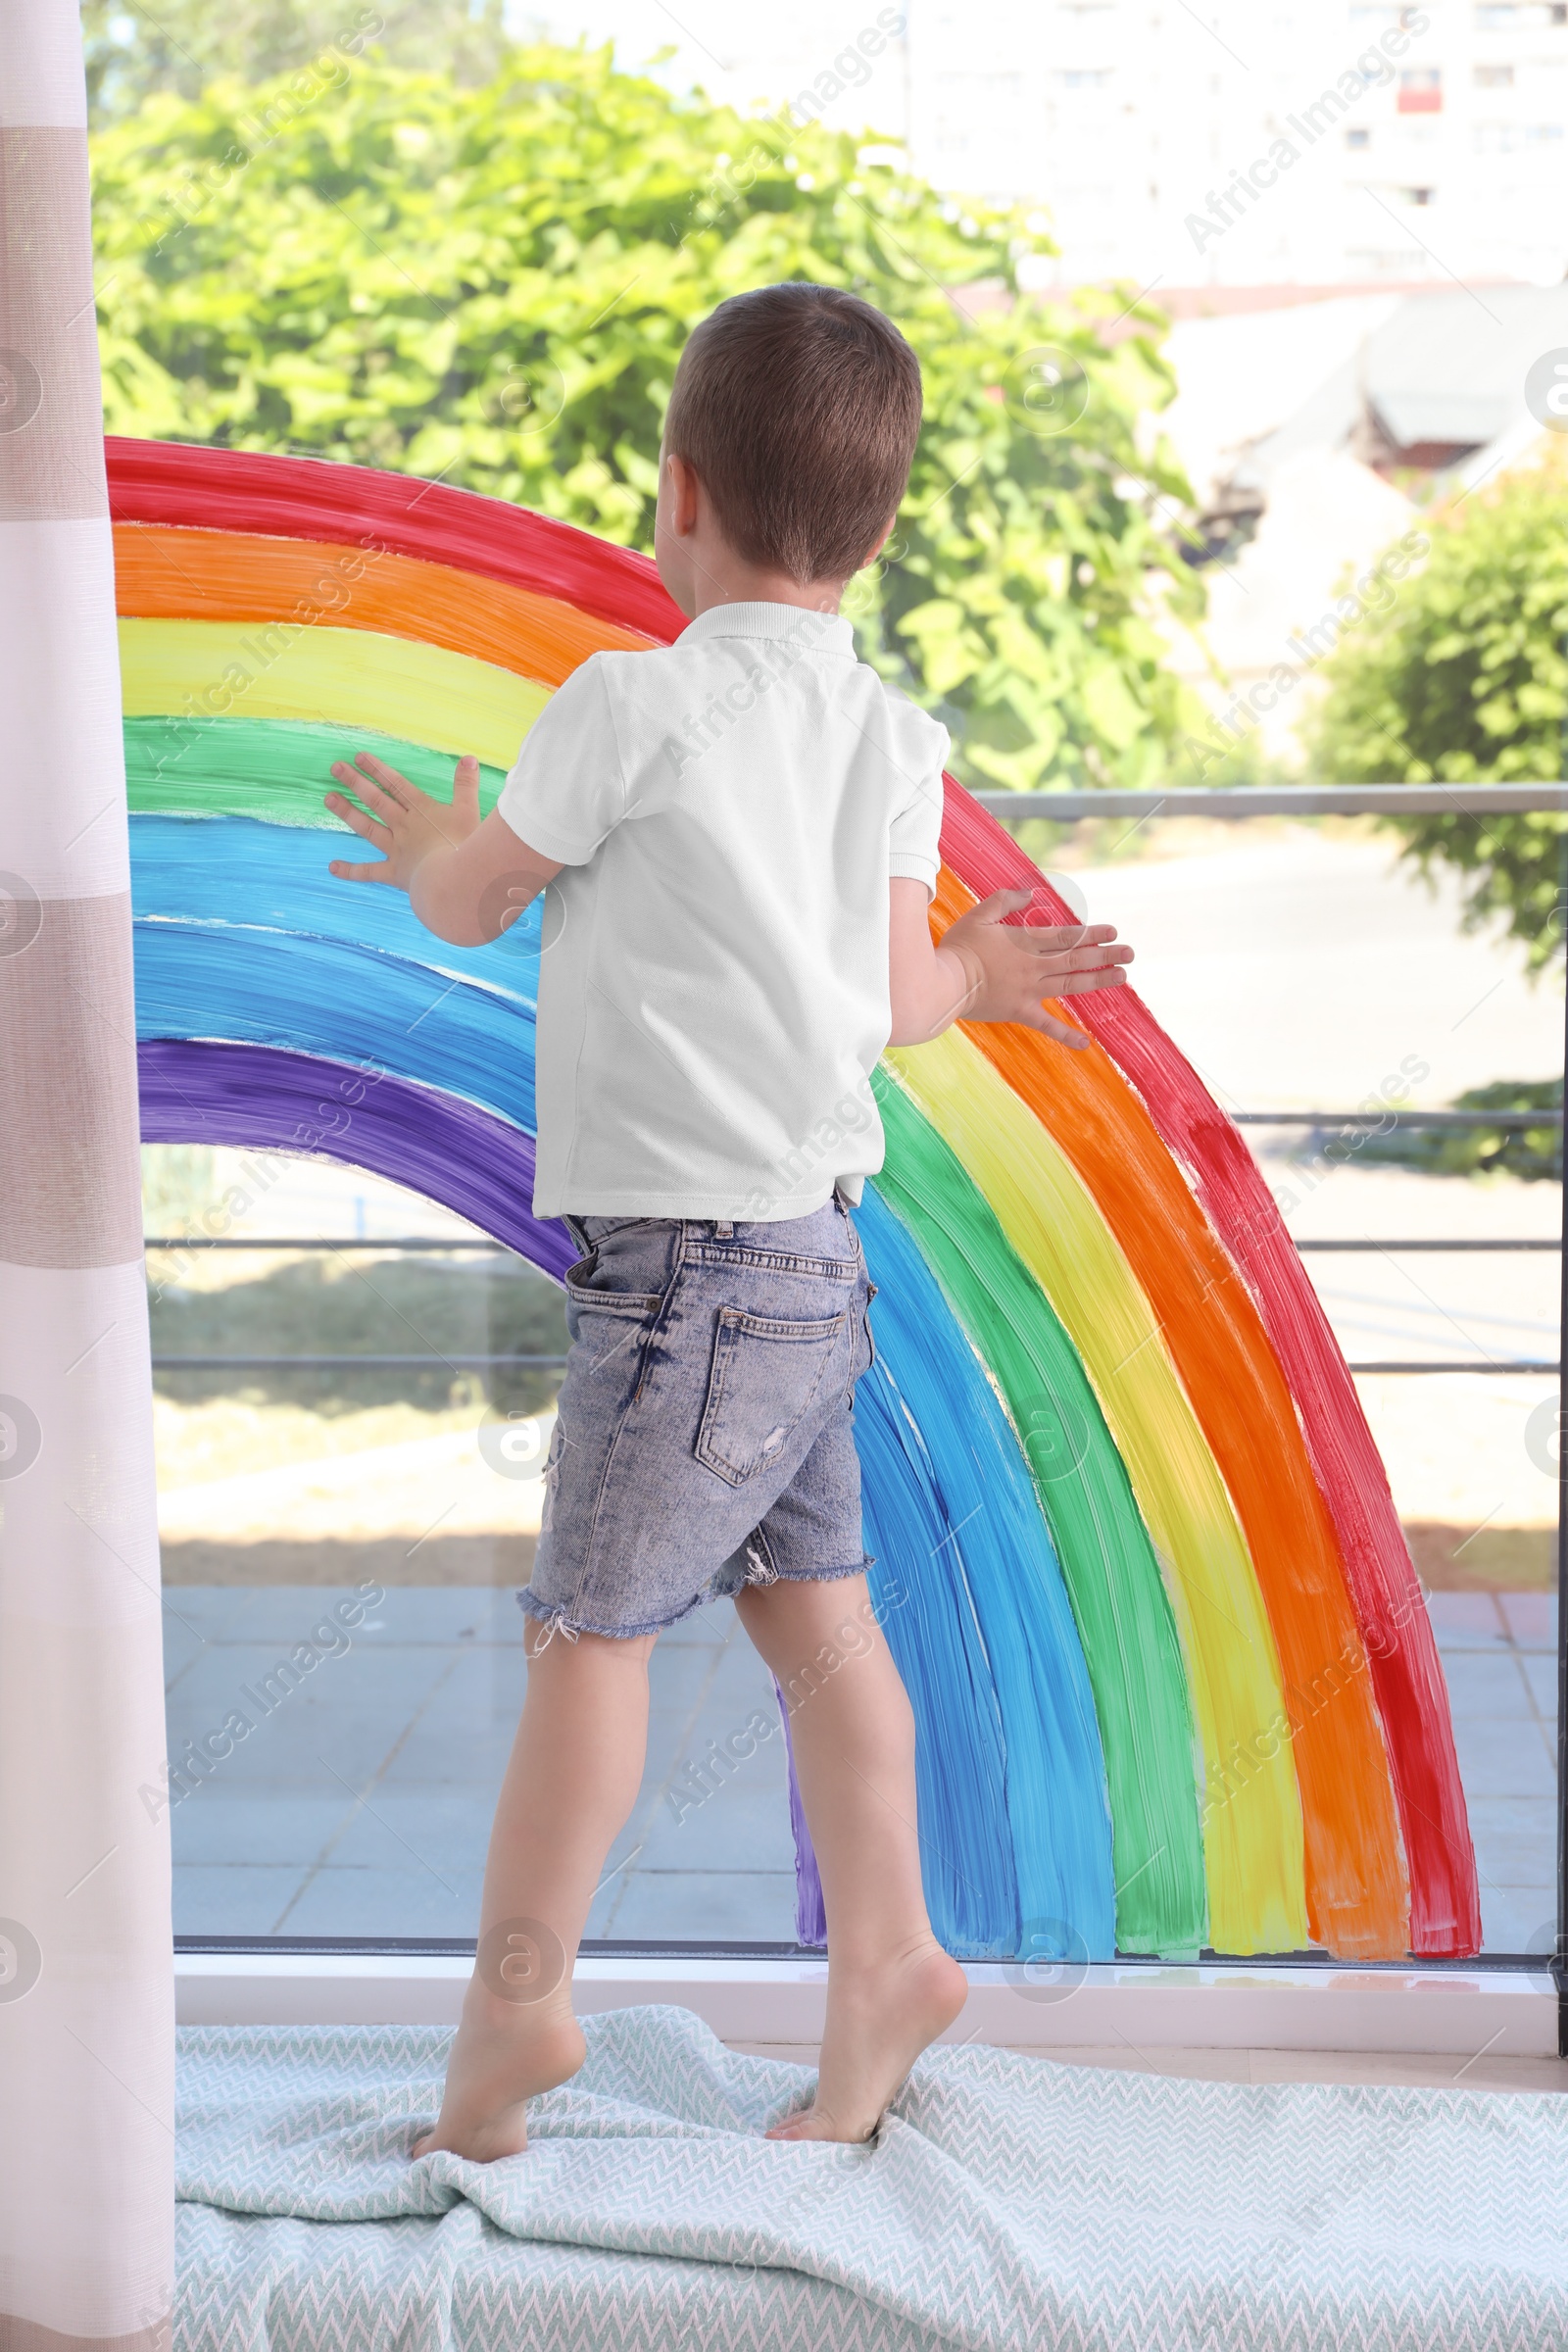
[
  {"x1": 931, "y1": 865, "x2": 1411, "y2": 1959},
  {"x1": 112, "y1": 523, "x2": 657, "y2": 688}
]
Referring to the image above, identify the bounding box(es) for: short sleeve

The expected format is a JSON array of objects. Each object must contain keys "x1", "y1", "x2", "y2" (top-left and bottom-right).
[
  {"x1": 887, "y1": 707, "x2": 949, "y2": 895},
  {"x1": 496, "y1": 656, "x2": 626, "y2": 866}
]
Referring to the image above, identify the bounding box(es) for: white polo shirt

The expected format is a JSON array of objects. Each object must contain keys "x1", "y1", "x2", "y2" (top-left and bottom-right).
[{"x1": 497, "y1": 601, "x2": 948, "y2": 1221}]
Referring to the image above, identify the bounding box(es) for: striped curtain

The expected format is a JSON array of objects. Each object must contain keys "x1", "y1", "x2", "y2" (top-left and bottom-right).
[{"x1": 0, "y1": 1, "x2": 173, "y2": 2342}]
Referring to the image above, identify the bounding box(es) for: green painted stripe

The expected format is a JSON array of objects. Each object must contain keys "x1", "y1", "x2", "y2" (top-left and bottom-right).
[
  {"x1": 124, "y1": 714, "x2": 507, "y2": 829},
  {"x1": 873, "y1": 1064, "x2": 1207, "y2": 1956}
]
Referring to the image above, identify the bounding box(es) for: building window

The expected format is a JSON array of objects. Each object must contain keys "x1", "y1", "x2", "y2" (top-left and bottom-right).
[
  {"x1": 1475, "y1": 118, "x2": 1566, "y2": 145},
  {"x1": 1397, "y1": 67, "x2": 1443, "y2": 111}
]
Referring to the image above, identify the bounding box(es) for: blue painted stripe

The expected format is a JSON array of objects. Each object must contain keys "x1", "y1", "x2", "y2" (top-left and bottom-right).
[{"x1": 858, "y1": 1185, "x2": 1116, "y2": 1961}]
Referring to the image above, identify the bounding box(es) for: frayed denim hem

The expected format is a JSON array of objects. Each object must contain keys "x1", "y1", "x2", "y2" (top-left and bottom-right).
[
  {"x1": 759, "y1": 1554, "x2": 876, "y2": 1586},
  {"x1": 515, "y1": 1586, "x2": 713, "y2": 1644},
  {"x1": 515, "y1": 1551, "x2": 876, "y2": 1646}
]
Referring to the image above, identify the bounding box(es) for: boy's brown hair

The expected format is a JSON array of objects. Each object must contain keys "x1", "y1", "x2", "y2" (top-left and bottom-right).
[{"x1": 662, "y1": 282, "x2": 922, "y2": 584}]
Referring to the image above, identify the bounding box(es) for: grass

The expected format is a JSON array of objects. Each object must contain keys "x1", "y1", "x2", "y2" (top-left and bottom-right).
[
  {"x1": 152, "y1": 1392, "x2": 501, "y2": 1488},
  {"x1": 147, "y1": 1247, "x2": 568, "y2": 1419},
  {"x1": 1324, "y1": 1079, "x2": 1562, "y2": 1185}
]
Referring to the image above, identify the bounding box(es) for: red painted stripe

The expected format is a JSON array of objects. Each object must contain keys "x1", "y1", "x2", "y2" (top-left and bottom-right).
[
  {"x1": 938, "y1": 780, "x2": 1480, "y2": 1956},
  {"x1": 105, "y1": 438, "x2": 687, "y2": 648}
]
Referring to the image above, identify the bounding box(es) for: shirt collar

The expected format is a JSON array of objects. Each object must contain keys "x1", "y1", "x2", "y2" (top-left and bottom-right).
[{"x1": 679, "y1": 601, "x2": 854, "y2": 655}]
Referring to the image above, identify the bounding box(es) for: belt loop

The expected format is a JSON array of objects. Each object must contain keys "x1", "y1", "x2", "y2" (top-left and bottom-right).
[{"x1": 714, "y1": 1218, "x2": 734, "y2": 1240}]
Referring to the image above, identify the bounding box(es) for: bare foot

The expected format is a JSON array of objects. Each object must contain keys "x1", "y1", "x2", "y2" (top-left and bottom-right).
[
  {"x1": 767, "y1": 1938, "x2": 967, "y2": 2144},
  {"x1": 412, "y1": 1991, "x2": 586, "y2": 2162}
]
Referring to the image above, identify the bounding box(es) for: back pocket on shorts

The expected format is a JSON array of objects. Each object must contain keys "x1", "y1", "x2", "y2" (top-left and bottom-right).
[{"x1": 695, "y1": 1306, "x2": 851, "y2": 1488}]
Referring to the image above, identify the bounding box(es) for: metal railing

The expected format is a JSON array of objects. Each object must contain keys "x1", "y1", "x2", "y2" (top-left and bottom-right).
[
  {"x1": 1233, "y1": 1110, "x2": 1558, "y2": 1129},
  {"x1": 145, "y1": 1213, "x2": 1555, "y2": 1376},
  {"x1": 973, "y1": 785, "x2": 1568, "y2": 817},
  {"x1": 149, "y1": 1352, "x2": 568, "y2": 1370},
  {"x1": 1236, "y1": 1113, "x2": 1558, "y2": 1370}
]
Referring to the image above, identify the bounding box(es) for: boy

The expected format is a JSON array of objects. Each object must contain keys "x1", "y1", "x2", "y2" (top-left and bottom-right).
[{"x1": 324, "y1": 282, "x2": 1131, "y2": 2156}]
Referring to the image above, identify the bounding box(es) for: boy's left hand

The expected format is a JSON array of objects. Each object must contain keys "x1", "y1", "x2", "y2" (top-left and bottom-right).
[
  {"x1": 326, "y1": 751, "x2": 481, "y2": 891},
  {"x1": 940, "y1": 888, "x2": 1133, "y2": 1049}
]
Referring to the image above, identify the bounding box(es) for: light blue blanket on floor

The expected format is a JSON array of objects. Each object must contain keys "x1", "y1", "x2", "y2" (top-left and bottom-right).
[{"x1": 176, "y1": 2005, "x2": 1566, "y2": 2351}]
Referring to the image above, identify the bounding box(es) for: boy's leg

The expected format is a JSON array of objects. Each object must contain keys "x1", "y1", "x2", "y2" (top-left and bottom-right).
[
  {"x1": 734, "y1": 1572, "x2": 967, "y2": 2141},
  {"x1": 414, "y1": 1620, "x2": 656, "y2": 2162}
]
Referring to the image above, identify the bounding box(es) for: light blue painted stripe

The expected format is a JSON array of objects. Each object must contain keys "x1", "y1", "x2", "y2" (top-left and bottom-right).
[{"x1": 131, "y1": 812, "x2": 540, "y2": 1134}]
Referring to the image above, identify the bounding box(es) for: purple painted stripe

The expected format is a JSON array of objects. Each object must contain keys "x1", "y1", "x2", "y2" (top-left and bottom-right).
[
  {"x1": 777, "y1": 1682, "x2": 826, "y2": 1947},
  {"x1": 136, "y1": 1039, "x2": 575, "y2": 1279}
]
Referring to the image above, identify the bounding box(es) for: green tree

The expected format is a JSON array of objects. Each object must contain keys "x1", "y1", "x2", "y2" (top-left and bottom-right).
[
  {"x1": 1306, "y1": 454, "x2": 1568, "y2": 975},
  {"x1": 89, "y1": 41, "x2": 1206, "y2": 792},
  {"x1": 80, "y1": 0, "x2": 510, "y2": 122},
  {"x1": 140, "y1": 1143, "x2": 219, "y2": 1234}
]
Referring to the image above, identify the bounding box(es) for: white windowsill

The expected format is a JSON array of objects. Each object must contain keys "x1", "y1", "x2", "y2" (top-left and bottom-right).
[{"x1": 175, "y1": 1952, "x2": 1558, "y2": 2057}]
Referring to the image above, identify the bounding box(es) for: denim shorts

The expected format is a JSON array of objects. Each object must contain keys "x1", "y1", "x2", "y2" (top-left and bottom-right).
[{"x1": 520, "y1": 1198, "x2": 877, "y2": 1640}]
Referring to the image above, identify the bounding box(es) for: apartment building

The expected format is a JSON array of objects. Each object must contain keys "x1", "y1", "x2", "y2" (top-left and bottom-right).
[{"x1": 899, "y1": 1, "x2": 1567, "y2": 285}]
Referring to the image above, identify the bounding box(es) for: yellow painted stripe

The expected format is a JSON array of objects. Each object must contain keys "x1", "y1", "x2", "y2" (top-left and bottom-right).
[
  {"x1": 118, "y1": 617, "x2": 550, "y2": 772},
  {"x1": 889, "y1": 1027, "x2": 1309, "y2": 1957}
]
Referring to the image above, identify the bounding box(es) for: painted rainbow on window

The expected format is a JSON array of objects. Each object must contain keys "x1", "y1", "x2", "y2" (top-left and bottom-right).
[{"x1": 114, "y1": 438, "x2": 1479, "y2": 1965}]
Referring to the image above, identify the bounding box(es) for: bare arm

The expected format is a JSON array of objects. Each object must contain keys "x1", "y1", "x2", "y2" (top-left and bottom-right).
[
  {"x1": 325, "y1": 750, "x2": 562, "y2": 946},
  {"x1": 888, "y1": 878, "x2": 1132, "y2": 1051}
]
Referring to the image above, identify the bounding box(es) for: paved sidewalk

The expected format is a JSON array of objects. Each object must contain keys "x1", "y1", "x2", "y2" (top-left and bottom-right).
[
  {"x1": 1426, "y1": 1590, "x2": 1556, "y2": 1959},
  {"x1": 165, "y1": 1585, "x2": 1555, "y2": 1956},
  {"x1": 164, "y1": 1587, "x2": 798, "y2": 1943}
]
